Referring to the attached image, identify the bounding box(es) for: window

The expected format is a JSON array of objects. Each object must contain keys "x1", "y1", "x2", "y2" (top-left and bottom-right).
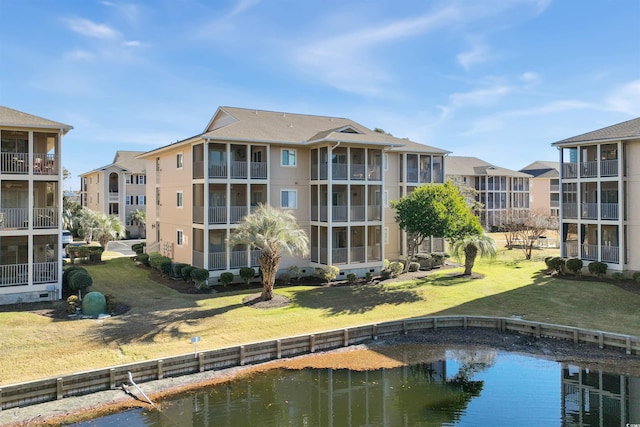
[
  {"x1": 125, "y1": 175, "x2": 131, "y2": 184},
  {"x1": 384, "y1": 227, "x2": 389, "y2": 245},
  {"x1": 176, "y1": 153, "x2": 184, "y2": 169},
  {"x1": 383, "y1": 153, "x2": 389, "y2": 171},
  {"x1": 137, "y1": 195, "x2": 146, "y2": 205},
  {"x1": 281, "y1": 190, "x2": 297, "y2": 209},
  {"x1": 177, "y1": 230, "x2": 184, "y2": 246},
  {"x1": 281, "y1": 149, "x2": 296, "y2": 167},
  {"x1": 383, "y1": 190, "x2": 389, "y2": 208},
  {"x1": 125, "y1": 196, "x2": 132, "y2": 205},
  {"x1": 176, "y1": 191, "x2": 183, "y2": 208},
  {"x1": 136, "y1": 175, "x2": 146, "y2": 185}
]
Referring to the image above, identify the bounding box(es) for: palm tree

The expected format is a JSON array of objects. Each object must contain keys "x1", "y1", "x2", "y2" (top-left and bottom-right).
[
  {"x1": 128, "y1": 209, "x2": 146, "y2": 238},
  {"x1": 449, "y1": 234, "x2": 497, "y2": 276},
  {"x1": 77, "y1": 208, "x2": 124, "y2": 248},
  {"x1": 228, "y1": 204, "x2": 309, "y2": 301}
]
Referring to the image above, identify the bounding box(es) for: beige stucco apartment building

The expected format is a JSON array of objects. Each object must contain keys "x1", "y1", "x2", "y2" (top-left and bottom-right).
[
  {"x1": 139, "y1": 106, "x2": 449, "y2": 282},
  {"x1": 553, "y1": 117, "x2": 640, "y2": 273},
  {"x1": 0, "y1": 106, "x2": 72, "y2": 304},
  {"x1": 79, "y1": 151, "x2": 147, "y2": 238},
  {"x1": 445, "y1": 156, "x2": 532, "y2": 230},
  {"x1": 519, "y1": 161, "x2": 560, "y2": 218}
]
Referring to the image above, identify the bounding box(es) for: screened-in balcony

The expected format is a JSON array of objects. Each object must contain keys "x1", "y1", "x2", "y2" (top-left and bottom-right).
[
  {"x1": 351, "y1": 246, "x2": 365, "y2": 263},
  {"x1": 250, "y1": 162, "x2": 267, "y2": 179},
  {"x1": 230, "y1": 206, "x2": 248, "y2": 224},
  {"x1": 332, "y1": 247, "x2": 348, "y2": 264},
  {"x1": 368, "y1": 205, "x2": 382, "y2": 221},
  {"x1": 601, "y1": 246, "x2": 620, "y2": 263},
  {"x1": 601, "y1": 160, "x2": 618, "y2": 177},
  {"x1": 230, "y1": 248, "x2": 248, "y2": 269},
  {"x1": 367, "y1": 244, "x2": 382, "y2": 261},
  {"x1": 209, "y1": 206, "x2": 227, "y2": 224},
  {"x1": 33, "y1": 207, "x2": 58, "y2": 228},
  {"x1": 332, "y1": 205, "x2": 348, "y2": 222},
  {"x1": 0, "y1": 264, "x2": 29, "y2": 286},
  {"x1": 580, "y1": 161, "x2": 597, "y2": 178},
  {"x1": 580, "y1": 203, "x2": 598, "y2": 220},
  {"x1": 209, "y1": 162, "x2": 227, "y2": 178},
  {"x1": 0, "y1": 208, "x2": 29, "y2": 229},
  {"x1": 350, "y1": 205, "x2": 365, "y2": 221},
  {"x1": 601, "y1": 203, "x2": 619, "y2": 220},
  {"x1": 562, "y1": 163, "x2": 578, "y2": 179},
  {"x1": 34, "y1": 262, "x2": 58, "y2": 284},
  {"x1": 350, "y1": 163, "x2": 365, "y2": 180},
  {"x1": 208, "y1": 252, "x2": 226, "y2": 271}
]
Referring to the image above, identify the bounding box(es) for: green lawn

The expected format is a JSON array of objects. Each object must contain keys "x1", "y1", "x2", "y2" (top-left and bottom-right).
[{"x1": 1, "y1": 245, "x2": 639, "y2": 385}]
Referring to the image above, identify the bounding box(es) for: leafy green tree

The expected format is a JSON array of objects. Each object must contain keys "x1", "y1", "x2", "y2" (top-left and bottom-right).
[
  {"x1": 128, "y1": 209, "x2": 146, "y2": 238},
  {"x1": 449, "y1": 234, "x2": 497, "y2": 276},
  {"x1": 228, "y1": 204, "x2": 309, "y2": 301},
  {"x1": 62, "y1": 195, "x2": 82, "y2": 234},
  {"x1": 392, "y1": 181, "x2": 483, "y2": 266}
]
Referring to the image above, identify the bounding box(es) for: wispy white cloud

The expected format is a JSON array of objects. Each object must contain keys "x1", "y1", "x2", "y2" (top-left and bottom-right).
[
  {"x1": 457, "y1": 41, "x2": 491, "y2": 69},
  {"x1": 229, "y1": 0, "x2": 262, "y2": 18},
  {"x1": 293, "y1": 7, "x2": 460, "y2": 96},
  {"x1": 605, "y1": 80, "x2": 640, "y2": 116},
  {"x1": 63, "y1": 17, "x2": 119, "y2": 39}
]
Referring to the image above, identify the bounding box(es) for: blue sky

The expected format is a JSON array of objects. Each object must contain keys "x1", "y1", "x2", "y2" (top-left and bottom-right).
[{"x1": 1, "y1": 0, "x2": 639, "y2": 191}]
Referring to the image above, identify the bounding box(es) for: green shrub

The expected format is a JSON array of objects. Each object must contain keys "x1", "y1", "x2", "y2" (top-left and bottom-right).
[
  {"x1": 172, "y1": 263, "x2": 189, "y2": 278},
  {"x1": 346, "y1": 273, "x2": 358, "y2": 284},
  {"x1": 159, "y1": 260, "x2": 172, "y2": 276},
  {"x1": 565, "y1": 258, "x2": 584, "y2": 276},
  {"x1": 69, "y1": 272, "x2": 93, "y2": 297},
  {"x1": 544, "y1": 256, "x2": 554, "y2": 268},
  {"x1": 588, "y1": 261, "x2": 608, "y2": 278},
  {"x1": 408, "y1": 262, "x2": 420, "y2": 272},
  {"x1": 380, "y1": 269, "x2": 393, "y2": 280},
  {"x1": 63, "y1": 266, "x2": 87, "y2": 289},
  {"x1": 181, "y1": 266, "x2": 194, "y2": 282},
  {"x1": 220, "y1": 272, "x2": 234, "y2": 286},
  {"x1": 633, "y1": 272, "x2": 640, "y2": 284},
  {"x1": 388, "y1": 261, "x2": 404, "y2": 277},
  {"x1": 149, "y1": 253, "x2": 171, "y2": 272},
  {"x1": 104, "y1": 294, "x2": 119, "y2": 314},
  {"x1": 239, "y1": 267, "x2": 256, "y2": 285},
  {"x1": 314, "y1": 265, "x2": 340, "y2": 283},
  {"x1": 131, "y1": 242, "x2": 146, "y2": 255},
  {"x1": 364, "y1": 272, "x2": 373, "y2": 283},
  {"x1": 546, "y1": 257, "x2": 565, "y2": 274},
  {"x1": 137, "y1": 253, "x2": 150, "y2": 266},
  {"x1": 383, "y1": 259, "x2": 390, "y2": 269},
  {"x1": 191, "y1": 268, "x2": 210, "y2": 289},
  {"x1": 611, "y1": 272, "x2": 625, "y2": 282}
]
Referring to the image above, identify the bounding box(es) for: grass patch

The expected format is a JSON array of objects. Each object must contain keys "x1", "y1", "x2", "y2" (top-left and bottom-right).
[{"x1": 1, "y1": 246, "x2": 639, "y2": 385}]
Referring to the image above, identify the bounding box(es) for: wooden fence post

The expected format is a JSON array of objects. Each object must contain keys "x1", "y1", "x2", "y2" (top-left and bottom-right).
[
  {"x1": 157, "y1": 360, "x2": 164, "y2": 380},
  {"x1": 310, "y1": 335, "x2": 316, "y2": 353},
  {"x1": 239, "y1": 346, "x2": 245, "y2": 366},
  {"x1": 277, "y1": 340, "x2": 282, "y2": 358},
  {"x1": 343, "y1": 329, "x2": 349, "y2": 347},
  {"x1": 56, "y1": 378, "x2": 64, "y2": 400},
  {"x1": 199, "y1": 353, "x2": 205, "y2": 372},
  {"x1": 109, "y1": 368, "x2": 116, "y2": 390}
]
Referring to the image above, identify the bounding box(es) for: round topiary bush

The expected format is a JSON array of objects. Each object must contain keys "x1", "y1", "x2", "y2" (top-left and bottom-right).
[
  {"x1": 69, "y1": 272, "x2": 93, "y2": 298},
  {"x1": 239, "y1": 267, "x2": 256, "y2": 285},
  {"x1": 220, "y1": 272, "x2": 234, "y2": 286},
  {"x1": 63, "y1": 266, "x2": 88, "y2": 289},
  {"x1": 181, "y1": 266, "x2": 194, "y2": 282},
  {"x1": 408, "y1": 262, "x2": 421, "y2": 272},
  {"x1": 588, "y1": 261, "x2": 608, "y2": 278},
  {"x1": 565, "y1": 258, "x2": 584, "y2": 276},
  {"x1": 191, "y1": 268, "x2": 210, "y2": 289},
  {"x1": 82, "y1": 291, "x2": 107, "y2": 316}
]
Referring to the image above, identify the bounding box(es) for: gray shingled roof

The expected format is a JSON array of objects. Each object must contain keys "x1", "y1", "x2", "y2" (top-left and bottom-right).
[
  {"x1": 552, "y1": 117, "x2": 640, "y2": 145},
  {"x1": 80, "y1": 150, "x2": 146, "y2": 176},
  {"x1": 446, "y1": 156, "x2": 532, "y2": 178},
  {"x1": 200, "y1": 106, "x2": 450, "y2": 154},
  {"x1": 519, "y1": 160, "x2": 560, "y2": 178},
  {"x1": 0, "y1": 106, "x2": 73, "y2": 133}
]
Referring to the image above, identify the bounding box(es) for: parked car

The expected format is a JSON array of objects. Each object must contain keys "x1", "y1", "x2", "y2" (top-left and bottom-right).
[{"x1": 62, "y1": 230, "x2": 73, "y2": 247}]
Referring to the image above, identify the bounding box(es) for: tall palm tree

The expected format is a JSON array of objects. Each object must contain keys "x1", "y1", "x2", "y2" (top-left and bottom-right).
[
  {"x1": 77, "y1": 208, "x2": 123, "y2": 248},
  {"x1": 449, "y1": 234, "x2": 497, "y2": 276},
  {"x1": 128, "y1": 209, "x2": 146, "y2": 238},
  {"x1": 228, "y1": 204, "x2": 309, "y2": 301}
]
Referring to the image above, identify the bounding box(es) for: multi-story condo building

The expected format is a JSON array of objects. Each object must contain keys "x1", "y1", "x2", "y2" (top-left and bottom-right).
[
  {"x1": 0, "y1": 106, "x2": 72, "y2": 304},
  {"x1": 445, "y1": 156, "x2": 532, "y2": 230},
  {"x1": 519, "y1": 161, "x2": 560, "y2": 217},
  {"x1": 140, "y1": 106, "x2": 449, "y2": 281},
  {"x1": 553, "y1": 117, "x2": 640, "y2": 273},
  {"x1": 79, "y1": 151, "x2": 147, "y2": 238}
]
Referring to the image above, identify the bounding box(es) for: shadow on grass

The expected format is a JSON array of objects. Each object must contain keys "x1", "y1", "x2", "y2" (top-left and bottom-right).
[
  {"x1": 90, "y1": 302, "x2": 247, "y2": 344},
  {"x1": 290, "y1": 283, "x2": 422, "y2": 315}
]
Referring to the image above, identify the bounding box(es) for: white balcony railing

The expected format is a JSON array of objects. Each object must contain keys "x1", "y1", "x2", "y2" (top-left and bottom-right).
[
  {"x1": 562, "y1": 163, "x2": 578, "y2": 179},
  {"x1": 562, "y1": 203, "x2": 577, "y2": 219},
  {"x1": 230, "y1": 251, "x2": 248, "y2": 269},
  {"x1": 250, "y1": 249, "x2": 261, "y2": 267},
  {"x1": 332, "y1": 164, "x2": 348, "y2": 180},
  {"x1": 332, "y1": 205, "x2": 348, "y2": 222},
  {"x1": 601, "y1": 245, "x2": 620, "y2": 263},
  {"x1": 33, "y1": 153, "x2": 56, "y2": 175},
  {"x1": 208, "y1": 162, "x2": 227, "y2": 178},
  {"x1": 581, "y1": 244, "x2": 598, "y2": 261},
  {"x1": 601, "y1": 203, "x2": 619, "y2": 220},
  {"x1": 367, "y1": 244, "x2": 382, "y2": 261},
  {"x1": 581, "y1": 203, "x2": 598, "y2": 219},
  {"x1": 250, "y1": 162, "x2": 267, "y2": 179},
  {"x1": 33, "y1": 207, "x2": 58, "y2": 228},
  {"x1": 563, "y1": 241, "x2": 579, "y2": 258},
  {"x1": 580, "y1": 161, "x2": 597, "y2": 178},
  {"x1": 230, "y1": 161, "x2": 247, "y2": 178},
  {"x1": 332, "y1": 248, "x2": 348, "y2": 264},
  {"x1": 0, "y1": 152, "x2": 28, "y2": 174},
  {"x1": 0, "y1": 264, "x2": 29, "y2": 286},
  {"x1": 350, "y1": 164, "x2": 365, "y2": 180},
  {"x1": 368, "y1": 205, "x2": 382, "y2": 221},
  {"x1": 209, "y1": 206, "x2": 227, "y2": 224},
  {"x1": 33, "y1": 262, "x2": 58, "y2": 284},
  {"x1": 350, "y1": 205, "x2": 365, "y2": 221},
  {"x1": 230, "y1": 206, "x2": 248, "y2": 224},
  {"x1": 350, "y1": 246, "x2": 365, "y2": 263},
  {"x1": 208, "y1": 252, "x2": 226, "y2": 270},
  {"x1": 0, "y1": 208, "x2": 29, "y2": 229},
  {"x1": 600, "y1": 159, "x2": 618, "y2": 177}
]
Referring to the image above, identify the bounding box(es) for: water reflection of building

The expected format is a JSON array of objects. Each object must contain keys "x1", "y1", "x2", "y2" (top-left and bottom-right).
[{"x1": 562, "y1": 363, "x2": 640, "y2": 426}]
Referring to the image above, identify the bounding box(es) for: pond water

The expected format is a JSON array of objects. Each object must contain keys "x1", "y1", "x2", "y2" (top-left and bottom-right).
[{"x1": 72, "y1": 350, "x2": 639, "y2": 426}]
